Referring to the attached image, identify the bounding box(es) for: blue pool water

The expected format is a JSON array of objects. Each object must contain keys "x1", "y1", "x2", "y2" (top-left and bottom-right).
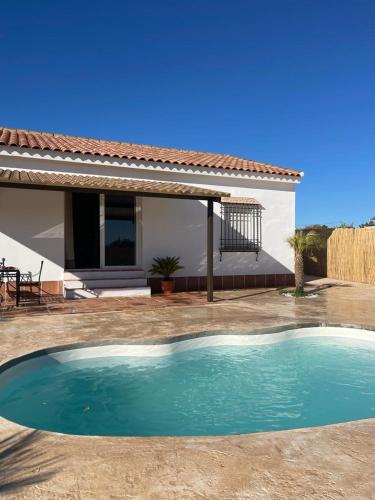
[{"x1": 1, "y1": 335, "x2": 375, "y2": 436}]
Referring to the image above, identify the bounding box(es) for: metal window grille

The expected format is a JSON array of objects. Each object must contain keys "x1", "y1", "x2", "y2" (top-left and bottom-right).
[{"x1": 220, "y1": 202, "x2": 262, "y2": 256}]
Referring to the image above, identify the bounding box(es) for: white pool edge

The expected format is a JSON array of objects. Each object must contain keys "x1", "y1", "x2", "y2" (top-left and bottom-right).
[
  {"x1": 1, "y1": 326, "x2": 374, "y2": 388},
  {"x1": 51, "y1": 326, "x2": 375, "y2": 359}
]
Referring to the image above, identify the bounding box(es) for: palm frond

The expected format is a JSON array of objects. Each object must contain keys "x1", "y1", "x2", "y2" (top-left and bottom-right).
[
  {"x1": 148, "y1": 256, "x2": 184, "y2": 279},
  {"x1": 287, "y1": 230, "x2": 322, "y2": 254}
]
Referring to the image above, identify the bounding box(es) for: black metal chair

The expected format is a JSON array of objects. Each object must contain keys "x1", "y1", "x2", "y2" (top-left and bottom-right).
[
  {"x1": 0, "y1": 276, "x2": 3, "y2": 304},
  {"x1": 19, "y1": 260, "x2": 44, "y2": 304},
  {"x1": 0, "y1": 258, "x2": 7, "y2": 303}
]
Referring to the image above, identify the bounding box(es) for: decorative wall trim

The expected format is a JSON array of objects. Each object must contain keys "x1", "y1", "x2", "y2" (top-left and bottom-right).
[
  {"x1": 0, "y1": 275, "x2": 295, "y2": 303},
  {"x1": 147, "y1": 274, "x2": 295, "y2": 293},
  {"x1": 0, "y1": 147, "x2": 302, "y2": 184}
]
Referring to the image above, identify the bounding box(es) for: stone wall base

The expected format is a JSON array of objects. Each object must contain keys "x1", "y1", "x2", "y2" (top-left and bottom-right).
[
  {"x1": 0, "y1": 280, "x2": 64, "y2": 301},
  {"x1": 147, "y1": 274, "x2": 295, "y2": 294},
  {"x1": 1, "y1": 275, "x2": 295, "y2": 302}
]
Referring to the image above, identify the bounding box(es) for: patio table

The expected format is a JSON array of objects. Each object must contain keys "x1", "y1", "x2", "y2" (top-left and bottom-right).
[{"x1": 0, "y1": 267, "x2": 20, "y2": 306}]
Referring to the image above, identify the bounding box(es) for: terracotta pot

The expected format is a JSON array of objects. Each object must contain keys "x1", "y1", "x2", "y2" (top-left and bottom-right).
[{"x1": 161, "y1": 279, "x2": 175, "y2": 295}]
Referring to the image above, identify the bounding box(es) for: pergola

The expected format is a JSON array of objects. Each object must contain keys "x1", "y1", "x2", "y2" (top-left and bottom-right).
[{"x1": 0, "y1": 168, "x2": 228, "y2": 302}]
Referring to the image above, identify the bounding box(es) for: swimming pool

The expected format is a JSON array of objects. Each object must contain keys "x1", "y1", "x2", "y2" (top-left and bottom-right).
[{"x1": 1, "y1": 326, "x2": 375, "y2": 436}]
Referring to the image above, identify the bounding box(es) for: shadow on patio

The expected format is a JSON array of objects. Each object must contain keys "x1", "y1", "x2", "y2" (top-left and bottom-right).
[{"x1": 0, "y1": 430, "x2": 63, "y2": 496}]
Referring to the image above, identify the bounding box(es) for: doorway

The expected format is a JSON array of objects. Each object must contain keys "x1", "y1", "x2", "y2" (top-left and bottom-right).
[{"x1": 65, "y1": 192, "x2": 137, "y2": 269}]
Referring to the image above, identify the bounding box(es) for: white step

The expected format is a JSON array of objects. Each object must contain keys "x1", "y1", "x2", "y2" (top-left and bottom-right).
[
  {"x1": 64, "y1": 278, "x2": 148, "y2": 289},
  {"x1": 64, "y1": 269, "x2": 145, "y2": 280},
  {"x1": 65, "y1": 287, "x2": 151, "y2": 299}
]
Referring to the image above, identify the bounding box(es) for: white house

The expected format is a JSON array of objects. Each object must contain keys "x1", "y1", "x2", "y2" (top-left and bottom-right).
[{"x1": 0, "y1": 127, "x2": 302, "y2": 302}]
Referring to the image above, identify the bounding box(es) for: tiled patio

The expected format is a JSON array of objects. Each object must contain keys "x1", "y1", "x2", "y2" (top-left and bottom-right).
[
  {"x1": 0, "y1": 284, "x2": 309, "y2": 319},
  {"x1": 0, "y1": 290, "x2": 208, "y2": 318},
  {"x1": 1, "y1": 278, "x2": 375, "y2": 498},
  {"x1": 0, "y1": 275, "x2": 359, "y2": 319}
]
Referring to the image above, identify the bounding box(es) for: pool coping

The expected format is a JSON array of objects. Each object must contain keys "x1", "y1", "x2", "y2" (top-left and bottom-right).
[{"x1": 1, "y1": 321, "x2": 375, "y2": 376}]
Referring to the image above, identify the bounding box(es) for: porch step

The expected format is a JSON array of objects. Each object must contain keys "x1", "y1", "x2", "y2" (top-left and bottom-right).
[
  {"x1": 63, "y1": 268, "x2": 151, "y2": 300},
  {"x1": 64, "y1": 286, "x2": 151, "y2": 300},
  {"x1": 64, "y1": 278, "x2": 148, "y2": 289},
  {"x1": 64, "y1": 269, "x2": 145, "y2": 280}
]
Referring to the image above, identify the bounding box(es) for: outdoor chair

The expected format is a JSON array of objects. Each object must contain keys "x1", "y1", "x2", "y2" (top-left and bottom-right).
[
  {"x1": 19, "y1": 260, "x2": 44, "y2": 304},
  {"x1": 0, "y1": 265, "x2": 4, "y2": 304},
  {"x1": 0, "y1": 258, "x2": 7, "y2": 303}
]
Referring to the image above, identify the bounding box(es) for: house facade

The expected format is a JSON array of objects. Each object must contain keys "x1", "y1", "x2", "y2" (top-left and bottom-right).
[{"x1": 0, "y1": 127, "x2": 302, "y2": 300}]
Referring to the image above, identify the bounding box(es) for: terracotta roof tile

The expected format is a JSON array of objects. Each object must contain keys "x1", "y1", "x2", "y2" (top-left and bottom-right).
[
  {"x1": 221, "y1": 197, "x2": 259, "y2": 204},
  {"x1": 0, "y1": 127, "x2": 301, "y2": 178},
  {"x1": 0, "y1": 168, "x2": 227, "y2": 199}
]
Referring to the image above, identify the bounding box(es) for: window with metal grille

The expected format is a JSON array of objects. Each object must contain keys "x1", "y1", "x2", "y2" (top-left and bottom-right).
[{"x1": 220, "y1": 199, "x2": 262, "y2": 255}]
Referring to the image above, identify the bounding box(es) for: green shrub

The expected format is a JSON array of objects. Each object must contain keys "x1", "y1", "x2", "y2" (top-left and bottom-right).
[{"x1": 148, "y1": 257, "x2": 184, "y2": 281}]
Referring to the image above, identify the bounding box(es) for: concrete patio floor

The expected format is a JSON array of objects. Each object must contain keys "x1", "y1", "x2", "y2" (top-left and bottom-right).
[{"x1": 1, "y1": 279, "x2": 375, "y2": 499}]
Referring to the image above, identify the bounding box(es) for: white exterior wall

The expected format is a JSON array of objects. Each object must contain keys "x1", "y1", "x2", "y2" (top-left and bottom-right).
[
  {"x1": 0, "y1": 148, "x2": 298, "y2": 280},
  {"x1": 0, "y1": 187, "x2": 65, "y2": 281},
  {"x1": 141, "y1": 178, "x2": 295, "y2": 276}
]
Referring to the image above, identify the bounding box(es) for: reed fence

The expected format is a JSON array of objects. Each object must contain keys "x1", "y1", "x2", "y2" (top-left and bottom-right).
[{"x1": 327, "y1": 228, "x2": 375, "y2": 284}]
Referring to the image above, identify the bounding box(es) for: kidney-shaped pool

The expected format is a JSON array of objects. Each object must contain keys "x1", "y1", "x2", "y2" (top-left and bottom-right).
[{"x1": 1, "y1": 326, "x2": 375, "y2": 436}]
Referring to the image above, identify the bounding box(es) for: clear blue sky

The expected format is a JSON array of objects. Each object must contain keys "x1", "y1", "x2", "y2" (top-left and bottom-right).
[{"x1": 1, "y1": 1, "x2": 374, "y2": 227}]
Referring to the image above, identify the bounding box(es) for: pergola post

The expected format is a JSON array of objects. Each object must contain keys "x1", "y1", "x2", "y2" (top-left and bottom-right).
[{"x1": 207, "y1": 199, "x2": 214, "y2": 302}]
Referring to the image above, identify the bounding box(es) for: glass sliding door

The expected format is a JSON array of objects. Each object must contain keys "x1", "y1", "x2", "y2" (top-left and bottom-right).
[{"x1": 104, "y1": 193, "x2": 136, "y2": 266}]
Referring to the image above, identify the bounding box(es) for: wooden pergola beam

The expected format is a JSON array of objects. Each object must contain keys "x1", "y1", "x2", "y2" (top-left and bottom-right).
[{"x1": 0, "y1": 180, "x2": 218, "y2": 302}]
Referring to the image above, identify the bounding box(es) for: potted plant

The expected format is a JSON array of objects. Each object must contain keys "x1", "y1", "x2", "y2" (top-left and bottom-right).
[{"x1": 148, "y1": 256, "x2": 184, "y2": 295}]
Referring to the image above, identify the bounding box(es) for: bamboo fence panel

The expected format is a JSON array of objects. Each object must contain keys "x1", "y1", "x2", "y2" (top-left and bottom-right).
[
  {"x1": 327, "y1": 228, "x2": 375, "y2": 284},
  {"x1": 301, "y1": 228, "x2": 333, "y2": 277}
]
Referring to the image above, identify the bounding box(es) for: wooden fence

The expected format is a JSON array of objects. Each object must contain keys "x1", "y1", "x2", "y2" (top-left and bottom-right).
[
  {"x1": 303, "y1": 227, "x2": 375, "y2": 284},
  {"x1": 327, "y1": 228, "x2": 375, "y2": 284}
]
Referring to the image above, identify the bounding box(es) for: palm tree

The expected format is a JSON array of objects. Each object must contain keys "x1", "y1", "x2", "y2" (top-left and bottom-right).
[{"x1": 287, "y1": 230, "x2": 322, "y2": 293}]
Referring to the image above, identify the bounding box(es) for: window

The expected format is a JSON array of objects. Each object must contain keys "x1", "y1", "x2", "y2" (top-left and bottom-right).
[
  {"x1": 104, "y1": 194, "x2": 136, "y2": 266},
  {"x1": 220, "y1": 198, "x2": 262, "y2": 255}
]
